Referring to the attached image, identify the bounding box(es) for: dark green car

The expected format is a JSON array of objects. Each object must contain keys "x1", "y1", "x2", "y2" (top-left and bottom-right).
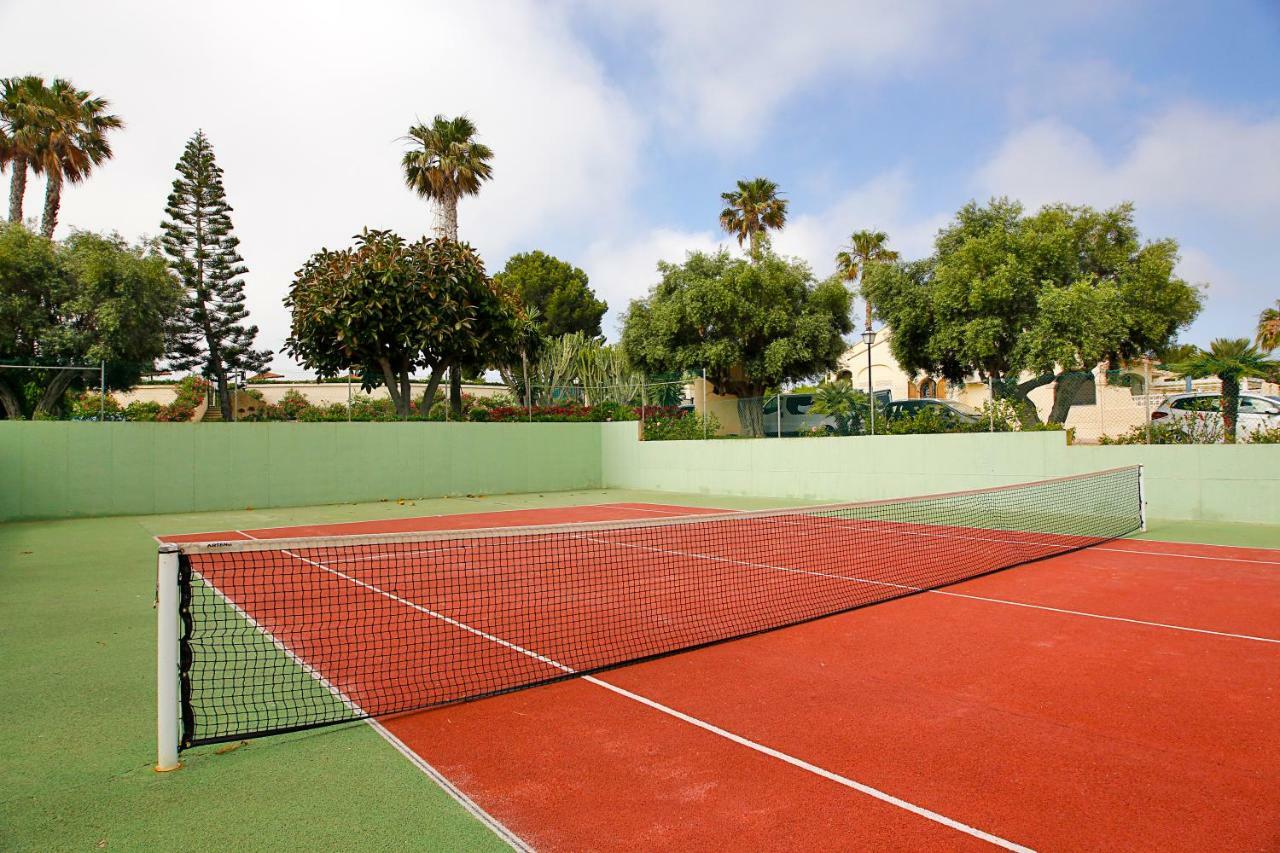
[{"x1": 882, "y1": 398, "x2": 982, "y2": 424}]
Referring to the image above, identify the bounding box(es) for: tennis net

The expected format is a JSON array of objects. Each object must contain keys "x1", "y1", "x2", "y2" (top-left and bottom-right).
[{"x1": 159, "y1": 466, "x2": 1142, "y2": 752}]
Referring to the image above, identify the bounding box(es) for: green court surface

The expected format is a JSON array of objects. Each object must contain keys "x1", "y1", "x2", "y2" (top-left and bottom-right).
[{"x1": 2, "y1": 489, "x2": 1275, "y2": 850}]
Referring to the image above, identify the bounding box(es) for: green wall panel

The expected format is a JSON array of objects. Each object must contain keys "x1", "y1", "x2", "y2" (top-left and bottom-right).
[
  {"x1": 3, "y1": 420, "x2": 1275, "y2": 525},
  {"x1": 0, "y1": 422, "x2": 602, "y2": 521},
  {"x1": 599, "y1": 424, "x2": 1280, "y2": 525}
]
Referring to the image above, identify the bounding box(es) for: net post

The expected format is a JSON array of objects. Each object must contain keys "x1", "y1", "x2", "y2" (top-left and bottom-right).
[
  {"x1": 156, "y1": 544, "x2": 182, "y2": 772},
  {"x1": 1138, "y1": 465, "x2": 1147, "y2": 533}
]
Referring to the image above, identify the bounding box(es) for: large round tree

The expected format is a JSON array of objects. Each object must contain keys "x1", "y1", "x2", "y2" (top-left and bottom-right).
[
  {"x1": 285, "y1": 229, "x2": 512, "y2": 420},
  {"x1": 622, "y1": 249, "x2": 853, "y2": 435}
]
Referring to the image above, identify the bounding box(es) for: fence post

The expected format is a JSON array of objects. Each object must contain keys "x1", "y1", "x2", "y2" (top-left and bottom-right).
[
  {"x1": 701, "y1": 368, "x2": 708, "y2": 440},
  {"x1": 640, "y1": 378, "x2": 647, "y2": 440},
  {"x1": 988, "y1": 375, "x2": 995, "y2": 432},
  {"x1": 156, "y1": 544, "x2": 181, "y2": 772},
  {"x1": 776, "y1": 393, "x2": 782, "y2": 438},
  {"x1": 1144, "y1": 357, "x2": 1152, "y2": 444},
  {"x1": 99, "y1": 361, "x2": 106, "y2": 422}
]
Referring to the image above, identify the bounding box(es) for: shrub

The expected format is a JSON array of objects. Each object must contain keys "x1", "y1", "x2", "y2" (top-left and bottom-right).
[
  {"x1": 643, "y1": 408, "x2": 719, "y2": 440},
  {"x1": 883, "y1": 406, "x2": 979, "y2": 435},
  {"x1": 124, "y1": 400, "x2": 163, "y2": 421},
  {"x1": 1099, "y1": 418, "x2": 1221, "y2": 445},
  {"x1": 68, "y1": 390, "x2": 123, "y2": 421},
  {"x1": 158, "y1": 376, "x2": 210, "y2": 422},
  {"x1": 278, "y1": 389, "x2": 312, "y2": 420},
  {"x1": 1247, "y1": 425, "x2": 1280, "y2": 444}
]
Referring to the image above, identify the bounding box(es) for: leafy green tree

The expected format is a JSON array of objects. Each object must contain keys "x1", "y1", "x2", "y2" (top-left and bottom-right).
[
  {"x1": 622, "y1": 249, "x2": 853, "y2": 436},
  {"x1": 162, "y1": 131, "x2": 271, "y2": 420},
  {"x1": 719, "y1": 178, "x2": 787, "y2": 260},
  {"x1": 401, "y1": 114, "x2": 494, "y2": 414},
  {"x1": 1, "y1": 75, "x2": 50, "y2": 224},
  {"x1": 494, "y1": 250, "x2": 606, "y2": 337},
  {"x1": 1258, "y1": 301, "x2": 1280, "y2": 353},
  {"x1": 1170, "y1": 338, "x2": 1279, "y2": 442},
  {"x1": 0, "y1": 223, "x2": 180, "y2": 418},
  {"x1": 35, "y1": 79, "x2": 123, "y2": 238},
  {"x1": 285, "y1": 229, "x2": 506, "y2": 420},
  {"x1": 835, "y1": 229, "x2": 898, "y2": 333},
  {"x1": 862, "y1": 199, "x2": 1202, "y2": 426}
]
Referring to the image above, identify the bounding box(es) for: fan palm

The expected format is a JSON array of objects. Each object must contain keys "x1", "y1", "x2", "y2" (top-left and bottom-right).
[
  {"x1": 719, "y1": 177, "x2": 787, "y2": 260},
  {"x1": 401, "y1": 114, "x2": 493, "y2": 241},
  {"x1": 35, "y1": 79, "x2": 123, "y2": 238},
  {"x1": 1258, "y1": 301, "x2": 1280, "y2": 353},
  {"x1": 835, "y1": 229, "x2": 899, "y2": 332},
  {"x1": 1171, "y1": 338, "x2": 1279, "y2": 442},
  {"x1": 1, "y1": 75, "x2": 52, "y2": 224}
]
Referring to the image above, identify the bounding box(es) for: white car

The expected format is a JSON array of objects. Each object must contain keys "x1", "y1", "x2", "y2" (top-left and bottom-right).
[{"x1": 1151, "y1": 392, "x2": 1280, "y2": 440}]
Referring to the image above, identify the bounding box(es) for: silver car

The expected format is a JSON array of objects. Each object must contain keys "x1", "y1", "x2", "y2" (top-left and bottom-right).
[{"x1": 1151, "y1": 392, "x2": 1280, "y2": 440}]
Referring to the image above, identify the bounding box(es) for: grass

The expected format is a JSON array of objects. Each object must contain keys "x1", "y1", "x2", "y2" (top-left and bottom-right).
[{"x1": 2, "y1": 487, "x2": 1273, "y2": 849}]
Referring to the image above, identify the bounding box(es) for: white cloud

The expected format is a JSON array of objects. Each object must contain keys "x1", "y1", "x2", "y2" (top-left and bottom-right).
[
  {"x1": 580, "y1": 0, "x2": 957, "y2": 147},
  {"x1": 581, "y1": 227, "x2": 727, "y2": 337},
  {"x1": 0, "y1": 0, "x2": 642, "y2": 373},
  {"x1": 975, "y1": 105, "x2": 1280, "y2": 220},
  {"x1": 774, "y1": 169, "x2": 946, "y2": 278}
]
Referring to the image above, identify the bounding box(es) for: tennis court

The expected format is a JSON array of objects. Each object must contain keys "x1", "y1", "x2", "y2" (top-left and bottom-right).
[{"x1": 152, "y1": 470, "x2": 1280, "y2": 851}]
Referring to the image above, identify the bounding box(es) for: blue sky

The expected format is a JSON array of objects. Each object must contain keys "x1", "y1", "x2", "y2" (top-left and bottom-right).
[{"x1": 3, "y1": 0, "x2": 1278, "y2": 373}]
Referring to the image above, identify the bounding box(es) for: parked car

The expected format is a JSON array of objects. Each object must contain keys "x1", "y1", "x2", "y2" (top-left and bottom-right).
[
  {"x1": 882, "y1": 398, "x2": 983, "y2": 425},
  {"x1": 762, "y1": 393, "x2": 835, "y2": 436},
  {"x1": 1151, "y1": 392, "x2": 1280, "y2": 440}
]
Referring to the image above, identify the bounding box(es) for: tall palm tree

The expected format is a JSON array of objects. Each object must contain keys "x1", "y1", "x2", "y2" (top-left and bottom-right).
[
  {"x1": 401, "y1": 114, "x2": 493, "y2": 241},
  {"x1": 0, "y1": 75, "x2": 52, "y2": 224},
  {"x1": 719, "y1": 177, "x2": 787, "y2": 260},
  {"x1": 1257, "y1": 300, "x2": 1280, "y2": 353},
  {"x1": 401, "y1": 114, "x2": 494, "y2": 415},
  {"x1": 1171, "y1": 338, "x2": 1279, "y2": 443},
  {"x1": 835, "y1": 229, "x2": 899, "y2": 332},
  {"x1": 35, "y1": 79, "x2": 123, "y2": 238}
]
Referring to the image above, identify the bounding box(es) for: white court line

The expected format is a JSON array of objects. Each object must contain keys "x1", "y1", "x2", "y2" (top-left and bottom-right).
[
  {"x1": 227, "y1": 531, "x2": 530, "y2": 851},
  {"x1": 573, "y1": 532, "x2": 1279, "y2": 645},
  {"x1": 225, "y1": 532, "x2": 1032, "y2": 851}
]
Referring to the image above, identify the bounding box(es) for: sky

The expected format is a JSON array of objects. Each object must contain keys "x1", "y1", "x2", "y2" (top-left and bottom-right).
[{"x1": 3, "y1": 0, "x2": 1278, "y2": 375}]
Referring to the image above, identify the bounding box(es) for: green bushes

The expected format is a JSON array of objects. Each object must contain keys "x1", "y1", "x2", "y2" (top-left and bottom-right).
[{"x1": 642, "y1": 408, "x2": 719, "y2": 440}]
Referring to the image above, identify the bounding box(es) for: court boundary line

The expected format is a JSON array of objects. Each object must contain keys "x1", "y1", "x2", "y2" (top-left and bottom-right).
[
  {"x1": 214, "y1": 533, "x2": 1034, "y2": 851},
  {"x1": 200, "y1": 531, "x2": 531, "y2": 852}
]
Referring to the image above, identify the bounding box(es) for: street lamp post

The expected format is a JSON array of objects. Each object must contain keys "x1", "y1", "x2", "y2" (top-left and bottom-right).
[{"x1": 862, "y1": 328, "x2": 877, "y2": 436}]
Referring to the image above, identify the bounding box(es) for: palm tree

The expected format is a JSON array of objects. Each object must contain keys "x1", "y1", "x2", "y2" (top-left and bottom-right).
[
  {"x1": 835, "y1": 229, "x2": 899, "y2": 333},
  {"x1": 719, "y1": 177, "x2": 787, "y2": 260},
  {"x1": 35, "y1": 79, "x2": 123, "y2": 238},
  {"x1": 1171, "y1": 338, "x2": 1279, "y2": 443},
  {"x1": 0, "y1": 75, "x2": 52, "y2": 224},
  {"x1": 401, "y1": 114, "x2": 493, "y2": 241},
  {"x1": 1258, "y1": 300, "x2": 1280, "y2": 353},
  {"x1": 401, "y1": 114, "x2": 494, "y2": 415}
]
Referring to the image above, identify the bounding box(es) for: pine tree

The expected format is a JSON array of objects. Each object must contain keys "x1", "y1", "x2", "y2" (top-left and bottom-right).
[{"x1": 161, "y1": 131, "x2": 270, "y2": 419}]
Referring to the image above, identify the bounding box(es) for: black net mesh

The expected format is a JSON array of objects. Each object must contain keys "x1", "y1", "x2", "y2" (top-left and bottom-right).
[{"x1": 173, "y1": 466, "x2": 1141, "y2": 748}]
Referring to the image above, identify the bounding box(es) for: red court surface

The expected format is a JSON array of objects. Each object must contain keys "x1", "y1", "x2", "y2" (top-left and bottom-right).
[{"x1": 164, "y1": 503, "x2": 1280, "y2": 852}]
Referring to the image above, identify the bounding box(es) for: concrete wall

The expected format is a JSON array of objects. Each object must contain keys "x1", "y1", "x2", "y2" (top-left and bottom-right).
[
  {"x1": 4, "y1": 420, "x2": 1277, "y2": 524},
  {"x1": 600, "y1": 424, "x2": 1280, "y2": 525},
  {"x1": 0, "y1": 422, "x2": 600, "y2": 521}
]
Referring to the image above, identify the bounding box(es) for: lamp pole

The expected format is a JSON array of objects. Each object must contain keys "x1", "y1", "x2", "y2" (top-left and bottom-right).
[{"x1": 862, "y1": 328, "x2": 877, "y2": 436}]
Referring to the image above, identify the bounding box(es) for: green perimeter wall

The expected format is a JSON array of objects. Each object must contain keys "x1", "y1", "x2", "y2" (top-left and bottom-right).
[
  {"x1": 0, "y1": 422, "x2": 601, "y2": 521},
  {"x1": 3, "y1": 421, "x2": 1278, "y2": 524},
  {"x1": 600, "y1": 424, "x2": 1280, "y2": 526}
]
